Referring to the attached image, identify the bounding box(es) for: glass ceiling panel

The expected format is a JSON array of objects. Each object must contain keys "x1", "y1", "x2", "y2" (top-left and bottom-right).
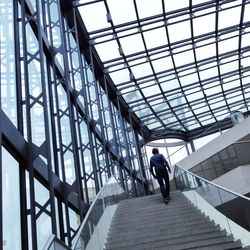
[
  {"x1": 195, "y1": 44, "x2": 216, "y2": 61},
  {"x1": 193, "y1": 13, "x2": 215, "y2": 37},
  {"x1": 144, "y1": 27, "x2": 168, "y2": 50},
  {"x1": 107, "y1": 0, "x2": 137, "y2": 25},
  {"x1": 164, "y1": 0, "x2": 189, "y2": 12},
  {"x1": 136, "y1": 0, "x2": 162, "y2": 19},
  {"x1": 168, "y1": 20, "x2": 191, "y2": 44},
  {"x1": 94, "y1": 41, "x2": 120, "y2": 61},
  {"x1": 123, "y1": 90, "x2": 143, "y2": 103},
  {"x1": 152, "y1": 57, "x2": 173, "y2": 73},
  {"x1": 218, "y1": 5, "x2": 241, "y2": 30},
  {"x1": 119, "y1": 34, "x2": 144, "y2": 55},
  {"x1": 161, "y1": 78, "x2": 179, "y2": 92},
  {"x1": 220, "y1": 61, "x2": 238, "y2": 75},
  {"x1": 174, "y1": 50, "x2": 194, "y2": 67},
  {"x1": 142, "y1": 85, "x2": 161, "y2": 98},
  {"x1": 109, "y1": 68, "x2": 130, "y2": 85},
  {"x1": 131, "y1": 62, "x2": 153, "y2": 78},
  {"x1": 218, "y1": 37, "x2": 239, "y2": 55},
  {"x1": 78, "y1": 2, "x2": 109, "y2": 32},
  {"x1": 244, "y1": 4, "x2": 250, "y2": 22},
  {"x1": 76, "y1": 0, "x2": 249, "y2": 138}
]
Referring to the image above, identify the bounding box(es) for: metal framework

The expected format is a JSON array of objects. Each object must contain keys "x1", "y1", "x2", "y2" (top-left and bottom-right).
[
  {"x1": 75, "y1": 0, "x2": 250, "y2": 141},
  {"x1": 0, "y1": 0, "x2": 150, "y2": 249},
  {"x1": 1, "y1": 0, "x2": 250, "y2": 249}
]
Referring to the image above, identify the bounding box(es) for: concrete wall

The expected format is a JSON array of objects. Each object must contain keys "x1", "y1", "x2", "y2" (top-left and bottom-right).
[
  {"x1": 177, "y1": 116, "x2": 250, "y2": 170},
  {"x1": 212, "y1": 165, "x2": 250, "y2": 195}
]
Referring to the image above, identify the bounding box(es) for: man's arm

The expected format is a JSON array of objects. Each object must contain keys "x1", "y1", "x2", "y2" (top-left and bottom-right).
[
  {"x1": 161, "y1": 154, "x2": 171, "y2": 173},
  {"x1": 149, "y1": 159, "x2": 157, "y2": 178}
]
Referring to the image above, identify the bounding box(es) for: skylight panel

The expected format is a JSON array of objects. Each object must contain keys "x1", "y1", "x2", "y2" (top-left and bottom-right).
[
  {"x1": 164, "y1": 0, "x2": 189, "y2": 12},
  {"x1": 204, "y1": 85, "x2": 222, "y2": 97},
  {"x1": 223, "y1": 80, "x2": 240, "y2": 91},
  {"x1": 147, "y1": 122, "x2": 162, "y2": 130},
  {"x1": 94, "y1": 41, "x2": 120, "y2": 61},
  {"x1": 136, "y1": 0, "x2": 162, "y2": 19},
  {"x1": 193, "y1": 13, "x2": 215, "y2": 37},
  {"x1": 199, "y1": 67, "x2": 218, "y2": 81},
  {"x1": 242, "y1": 76, "x2": 250, "y2": 86},
  {"x1": 193, "y1": 105, "x2": 210, "y2": 115},
  {"x1": 201, "y1": 118, "x2": 215, "y2": 126},
  {"x1": 78, "y1": 2, "x2": 109, "y2": 32},
  {"x1": 218, "y1": 37, "x2": 238, "y2": 55},
  {"x1": 210, "y1": 99, "x2": 227, "y2": 109},
  {"x1": 168, "y1": 20, "x2": 191, "y2": 43},
  {"x1": 186, "y1": 91, "x2": 204, "y2": 102},
  {"x1": 107, "y1": 0, "x2": 137, "y2": 25},
  {"x1": 241, "y1": 56, "x2": 250, "y2": 68},
  {"x1": 173, "y1": 50, "x2": 194, "y2": 67},
  {"x1": 227, "y1": 94, "x2": 242, "y2": 104},
  {"x1": 131, "y1": 62, "x2": 153, "y2": 78},
  {"x1": 161, "y1": 78, "x2": 179, "y2": 92},
  {"x1": 119, "y1": 33, "x2": 144, "y2": 55},
  {"x1": 109, "y1": 68, "x2": 130, "y2": 85},
  {"x1": 195, "y1": 44, "x2": 216, "y2": 61},
  {"x1": 152, "y1": 57, "x2": 173, "y2": 73},
  {"x1": 220, "y1": 61, "x2": 238, "y2": 75},
  {"x1": 135, "y1": 108, "x2": 153, "y2": 119},
  {"x1": 143, "y1": 27, "x2": 168, "y2": 50},
  {"x1": 242, "y1": 33, "x2": 250, "y2": 48},
  {"x1": 243, "y1": 3, "x2": 250, "y2": 22},
  {"x1": 179, "y1": 73, "x2": 199, "y2": 87},
  {"x1": 142, "y1": 84, "x2": 161, "y2": 98},
  {"x1": 218, "y1": 6, "x2": 241, "y2": 30},
  {"x1": 123, "y1": 90, "x2": 143, "y2": 103}
]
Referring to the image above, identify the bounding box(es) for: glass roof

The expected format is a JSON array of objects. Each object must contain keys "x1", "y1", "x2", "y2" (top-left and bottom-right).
[{"x1": 75, "y1": 0, "x2": 250, "y2": 137}]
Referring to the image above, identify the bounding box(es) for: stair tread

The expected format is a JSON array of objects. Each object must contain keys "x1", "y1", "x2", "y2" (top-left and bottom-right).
[{"x1": 105, "y1": 191, "x2": 244, "y2": 250}]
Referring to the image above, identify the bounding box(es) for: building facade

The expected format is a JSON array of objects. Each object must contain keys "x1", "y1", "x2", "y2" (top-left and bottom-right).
[{"x1": 0, "y1": 1, "x2": 151, "y2": 249}]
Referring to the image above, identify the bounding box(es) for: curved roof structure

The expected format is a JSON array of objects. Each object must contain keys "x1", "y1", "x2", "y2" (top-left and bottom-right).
[{"x1": 73, "y1": 0, "x2": 250, "y2": 142}]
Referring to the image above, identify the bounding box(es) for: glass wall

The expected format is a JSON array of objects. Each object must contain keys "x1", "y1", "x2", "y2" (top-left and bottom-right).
[
  {"x1": 0, "y1": 0, "x2": 149, "y2": 249},
  {"x1": 2, "y1": 147, "x2": 21, "y2": 250}
]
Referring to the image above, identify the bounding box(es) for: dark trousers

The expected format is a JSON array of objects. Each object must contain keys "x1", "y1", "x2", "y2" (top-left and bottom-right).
[{"x1": 156, "y1": 171, "x2": 170, "y2": 199}]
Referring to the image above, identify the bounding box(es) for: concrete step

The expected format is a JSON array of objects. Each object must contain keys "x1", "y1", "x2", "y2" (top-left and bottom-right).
[
  {"x1": 108, "y1": 224, "x2": 220, "y2": 242},
  {"x1": 105, "y1": 235, "x2": 241, "y2": 250},
  {"x1": 109, "y1": 215, "x2": 213, "y2": 233},
  {"x1": 105, "y1": 191, "x2": 244, "y2": 250},
  {"x1": 112, "y1": 208, "x2": 205, "y2": 225},
  {"x1": 107, "y1": 224, "x2": 222, "y2": 244},
  {"x1": 106, "y1": 228, "x2": 229, "y2": 249}
]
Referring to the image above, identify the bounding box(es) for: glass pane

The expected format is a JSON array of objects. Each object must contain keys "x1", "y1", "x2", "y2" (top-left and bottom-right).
[
  {"x1": 0, "y1": 2, "x2": 17, "y2": 126},
  {"x1": 2, "y1": 147, "x2": 21, "y2": 250}
]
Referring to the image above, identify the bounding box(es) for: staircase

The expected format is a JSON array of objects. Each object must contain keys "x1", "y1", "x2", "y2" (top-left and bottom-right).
[{"x1": 105, "y1": 191, "x2": 248, "y2": 250}]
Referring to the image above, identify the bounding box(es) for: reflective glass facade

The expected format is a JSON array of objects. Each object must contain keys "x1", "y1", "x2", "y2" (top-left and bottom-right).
[{"x1": 0, "y1": 1, "x2": 149, "y2": 249}]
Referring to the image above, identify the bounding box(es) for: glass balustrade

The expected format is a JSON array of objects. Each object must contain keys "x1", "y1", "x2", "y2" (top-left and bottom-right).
[
  {"x1": 72, "y1": 176, "x2": 129, "y2": 250},
  {"x1": 174, "y1": 164, "x2": 250, "y2": 246}
]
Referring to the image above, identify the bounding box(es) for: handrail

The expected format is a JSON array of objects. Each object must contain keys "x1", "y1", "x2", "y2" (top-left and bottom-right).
[
  {"x1": 175, "y1": 164, "x2": 250, "y2": 202},
  {"x1": 71, "y1": 176, "x2": 113, "y2": 249},
  {"x1": 72, "y1": 176, "x2": 129, "y2": 249},
  {"x1": 174, "y1": 163, "x2": 250, "y2": 246}
]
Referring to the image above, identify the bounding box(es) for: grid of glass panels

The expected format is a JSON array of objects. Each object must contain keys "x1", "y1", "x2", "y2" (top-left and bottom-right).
[{"x1": 76, "y1": 0, "x2": 250, "y2": 137}]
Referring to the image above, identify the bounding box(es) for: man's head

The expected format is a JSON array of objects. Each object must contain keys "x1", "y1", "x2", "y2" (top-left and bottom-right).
[{"x1": 152, "y1": 148, "x2": 159, "y2": 155}]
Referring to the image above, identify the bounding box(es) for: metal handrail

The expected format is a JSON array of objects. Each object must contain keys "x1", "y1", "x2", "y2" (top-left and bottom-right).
[
  {"x1": 175, "y1": 164, "x2": 250, "y2": 202},
  {"x1": 71, "y1": 176, "x2": 125, "y2": 249}
]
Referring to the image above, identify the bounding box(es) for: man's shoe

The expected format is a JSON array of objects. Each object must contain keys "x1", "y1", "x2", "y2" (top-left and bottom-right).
[{"x1": 164, "y1": 197, "x2": 169, "y2": 204}]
